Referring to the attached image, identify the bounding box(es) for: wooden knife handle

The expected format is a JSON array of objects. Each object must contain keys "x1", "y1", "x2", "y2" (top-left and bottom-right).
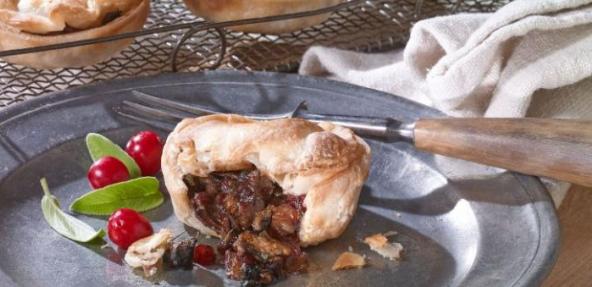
[{"x1": 414, "y1": 118, "x2": 592, "y2": 186}]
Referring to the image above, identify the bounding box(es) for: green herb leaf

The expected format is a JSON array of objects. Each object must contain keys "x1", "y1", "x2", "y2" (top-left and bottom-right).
[
  {"x1": 70, "y1": 177, "x2": 163, "y2": 216},
  {"x1": 40, "y1": 178, "x2": 105, "y2": 242},
  {"x1": 86, "y1": 133, "x2": 141, "y2": 178}
]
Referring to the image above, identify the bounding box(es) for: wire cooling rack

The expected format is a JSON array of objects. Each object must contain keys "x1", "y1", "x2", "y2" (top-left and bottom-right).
[{"x1": 0, "y1": 0, "x2": 508, "y2": 107}]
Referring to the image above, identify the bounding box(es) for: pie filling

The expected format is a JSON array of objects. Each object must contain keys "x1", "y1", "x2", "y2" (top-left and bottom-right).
[{"x1": 183, "y1": 169, "x2": 308, "y2": 285}]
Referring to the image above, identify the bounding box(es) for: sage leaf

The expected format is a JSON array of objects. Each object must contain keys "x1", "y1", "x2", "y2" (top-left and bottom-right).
[
  {"x1": 40, "y1": 178, "x2": 105, "y2": 242},
  {"x1": 86, "y1": 133, "x2": 141, "y2": 178},
  {"x1": 70, "y1": 177, "x2": 163, "y2": 216}
]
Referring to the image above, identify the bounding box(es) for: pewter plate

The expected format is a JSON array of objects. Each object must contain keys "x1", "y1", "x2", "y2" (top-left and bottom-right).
[{"x1": 0, "y1": 71, "x2": 558, "y2": 286}]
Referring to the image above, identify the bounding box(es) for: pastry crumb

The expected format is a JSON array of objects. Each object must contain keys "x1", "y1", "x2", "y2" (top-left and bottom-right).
[
  {"x1": 364, "y1": 233, "x2": 403, "y2": 261},
  {"x1": 125, "y1": 229, "x2": 173, "y2": 277},
  {"x1": 365, "y1": 233, "x2": 388, "y2": 247},
  {"x1": 332, "y1": 252, "x2": 366, "y2": 271}
]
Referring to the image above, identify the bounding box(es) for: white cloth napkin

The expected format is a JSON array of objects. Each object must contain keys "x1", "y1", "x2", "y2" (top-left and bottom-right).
[{"x1": 299, "y1": 0, "x2": 592, "y2": 206}]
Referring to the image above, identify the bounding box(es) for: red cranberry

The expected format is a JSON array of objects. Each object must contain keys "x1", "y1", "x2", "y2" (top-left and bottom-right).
[
  {"x1": 107, "y1": 208, "x2": 153, "y2": 249},
  {"x1": 193, "y1": 244, "x2": 216, "y2": 266},
  {"x1": 125, "y1": 131, "x2": 163, "y2": 176},
  {"x1": 87, "y1": 156, "x2": 130, "y2": 189}
]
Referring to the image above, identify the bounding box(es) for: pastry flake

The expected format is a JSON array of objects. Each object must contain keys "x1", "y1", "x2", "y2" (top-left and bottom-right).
[
  {"x1": 124, "y1": 229, "x2": 173, "y2": 277},
  {"x1": 364, "y1": 233, "x2": 404, "y2": 261},
  {"x1": 331, "y1": 251, "x2": 367, "y2": 271}
]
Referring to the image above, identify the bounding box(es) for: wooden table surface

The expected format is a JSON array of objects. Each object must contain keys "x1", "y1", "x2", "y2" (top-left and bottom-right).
[{"x1": 542, "y1": 185, "x2": 592, "y2": 287}]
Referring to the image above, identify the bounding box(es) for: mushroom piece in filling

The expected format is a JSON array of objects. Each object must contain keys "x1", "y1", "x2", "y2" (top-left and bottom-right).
[{"x1": 183, "y1": 169, "x2": 308, "y2": 285}]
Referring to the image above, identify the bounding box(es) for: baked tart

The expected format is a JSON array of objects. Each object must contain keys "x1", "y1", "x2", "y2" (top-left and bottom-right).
[
  {"x1": 162, "y1": 115, "x2": 371, "y2": 285},
  {"x1": 0, "y1": 0, "x2": 149, "y2": 68},
  {"x1": 182, "y1": 0, "x2": 343, "y2": 34}
]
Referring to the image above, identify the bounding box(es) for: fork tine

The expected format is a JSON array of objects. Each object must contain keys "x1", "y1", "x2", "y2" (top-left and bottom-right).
[
  {"x1": 131, "y1": 90, "x2": 221, "y2": 116},
  {"x1": 121, "y1": 100, "x2": 187, "y2": 121},
  {"x1": 131, "y1": 90, "x2": 299, "y2": 120},
  {"x1": 116, "y1": 109, "x2": 176, "y2": 131},
  {"x1": 119, "y1": 91, "x2": 403, "y2": 141},
  {"x1": 129, "y1": 90, "x2": 313, "y2": 123}
]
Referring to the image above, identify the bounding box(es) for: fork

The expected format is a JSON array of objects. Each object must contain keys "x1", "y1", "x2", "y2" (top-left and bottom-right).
[{"x1": 118, "y1": 90, "x2": 592, "y2": 187}]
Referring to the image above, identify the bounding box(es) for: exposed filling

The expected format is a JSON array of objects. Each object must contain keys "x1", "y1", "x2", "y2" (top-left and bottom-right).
[{"x1": 184, "y1": 169, "x2": 308, "y2": 285}]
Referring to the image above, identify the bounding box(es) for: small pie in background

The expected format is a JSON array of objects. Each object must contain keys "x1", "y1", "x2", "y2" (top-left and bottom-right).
[
  {"x1": 0, "y1": 0, "x2": 149, "y2": 68},
  {"x1": 182, "y1": 0, "x2": 343, "y2": 34}
]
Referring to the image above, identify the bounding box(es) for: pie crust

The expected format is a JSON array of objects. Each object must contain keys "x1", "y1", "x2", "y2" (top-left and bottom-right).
[
  {"x1": 0, "y1": 0, "x2": 149, "y2": 68},
  {"x1": 162, "y1": 115, "x2": 371, "y2": 247},
  {"x1": 182, "y1": 0, "x2": 343, "y2": 34}
]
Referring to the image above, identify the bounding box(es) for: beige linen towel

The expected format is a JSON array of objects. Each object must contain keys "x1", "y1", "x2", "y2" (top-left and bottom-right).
[{"x1": 300, "y1": 0, "x2": 592, "y2": 206}]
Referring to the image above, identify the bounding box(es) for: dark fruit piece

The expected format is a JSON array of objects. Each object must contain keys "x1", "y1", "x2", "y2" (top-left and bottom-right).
[{"x1": 166, "y1": 238, "x2": 197, "y2": 269}]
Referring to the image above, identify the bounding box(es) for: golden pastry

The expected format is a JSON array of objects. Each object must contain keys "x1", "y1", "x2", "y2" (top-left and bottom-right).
[
  {"x1": 182, "y1": 0, "x2": 343, "y2": 34},
  {"x1": 0, "y1": 0, "x2": 149, "y2": 68},
  {"x1": 162, "y1": 114, "x2": 371, "y2": 284}
]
